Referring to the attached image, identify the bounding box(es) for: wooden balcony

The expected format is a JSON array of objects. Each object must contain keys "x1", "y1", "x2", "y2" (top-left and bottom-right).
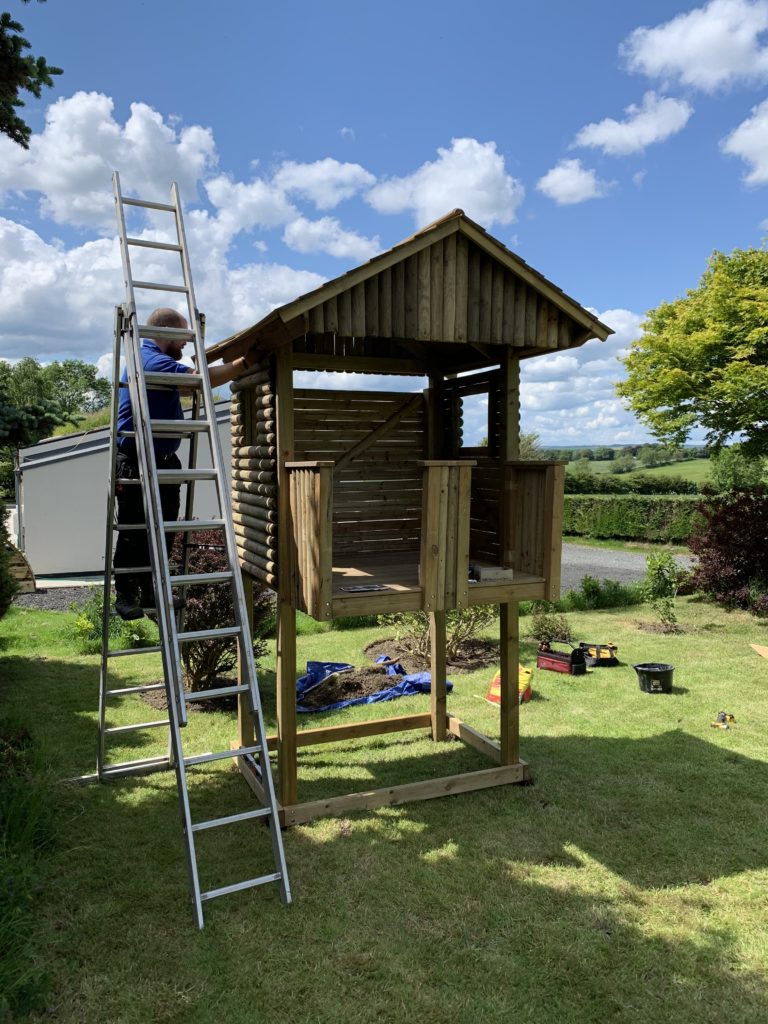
[{"x1": 285, "y1": 459, "x2": 565, "y2": 620}]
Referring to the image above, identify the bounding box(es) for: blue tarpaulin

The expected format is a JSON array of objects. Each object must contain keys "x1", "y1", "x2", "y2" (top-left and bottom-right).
[{"x1": 296, "y1": 655, "x2": 454, "y2": 713}]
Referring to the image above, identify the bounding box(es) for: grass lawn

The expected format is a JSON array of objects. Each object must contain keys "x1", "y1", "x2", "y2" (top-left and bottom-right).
[
  {"x1": 583, "y1": 458, "x2": 712, "y2": 483},
  {"x1": 2, "y1": 597, "x2": 768, "y2": 1023}
]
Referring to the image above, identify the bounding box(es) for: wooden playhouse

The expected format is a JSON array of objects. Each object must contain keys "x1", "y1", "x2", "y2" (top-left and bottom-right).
[{"x1": 207, "y1": 210, "x2": 613, "y2": 825}]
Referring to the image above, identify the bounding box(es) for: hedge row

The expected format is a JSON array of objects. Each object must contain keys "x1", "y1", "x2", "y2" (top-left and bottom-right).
[
  {"x1": 564, "y1": 472, "x2": 699, "y2": 495},
  {"x1": 563, "y1": 494, "x2": 700, "y2": 542}
]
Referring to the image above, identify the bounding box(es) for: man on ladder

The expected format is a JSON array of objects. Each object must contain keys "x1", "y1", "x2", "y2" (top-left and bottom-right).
[{"x1": 113, "y1": 306, "x2": 252, "y2": 620}]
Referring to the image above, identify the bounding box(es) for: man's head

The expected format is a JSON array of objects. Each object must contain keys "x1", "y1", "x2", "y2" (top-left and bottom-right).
[{"x1": 147, "y1": 307, "x2": 189, "y2": 361}]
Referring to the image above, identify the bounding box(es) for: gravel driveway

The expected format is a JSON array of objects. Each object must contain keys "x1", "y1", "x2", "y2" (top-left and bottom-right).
[{"x1": 14, "y1": 544, "x2": 694, "y2": 612}]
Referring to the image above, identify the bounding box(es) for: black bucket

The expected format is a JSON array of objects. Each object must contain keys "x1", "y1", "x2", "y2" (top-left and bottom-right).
[{"x1": 634, "y1": 663, "x2": 674, "y2": 694}]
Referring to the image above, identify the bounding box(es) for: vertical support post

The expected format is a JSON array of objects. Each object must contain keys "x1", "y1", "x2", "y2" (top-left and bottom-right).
[
  {"x1": 276, "y1": 600, "x2": 297, "y2": 806},
  {"x1": 275, "y1": 346, "x2": 297, "y2": 806},
  {"x1": 500, "y1": 350, "x2": 520, "y2": 765},
  {"x1": 499, "y1": 350, "x2": 520, "y2": 569},
  {"x1": 237, "y1": 568, "x2": 256, "y2": 748},
  {"x1": 429, "y1": 611, "x2": 447, "y2": 741},
  {"x1": 499, "y1": 602, "x2": 520, "y2": 764}
]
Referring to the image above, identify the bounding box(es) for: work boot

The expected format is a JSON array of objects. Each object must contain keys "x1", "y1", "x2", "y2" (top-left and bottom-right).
[
  {"x1": 115, "y1": 592, "x2": 144, "y2": 621},
  {"x1": 140, "y1": 590, "x2": 186, "y2": 612}
]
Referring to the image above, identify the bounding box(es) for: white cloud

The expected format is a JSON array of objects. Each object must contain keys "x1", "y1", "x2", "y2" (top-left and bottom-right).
[
  {"x1": 339, "y1": 127, "x2": 355, "y2": 140},
  {"x1": 273, "y1": 158, "x2": 375, "y2": 208},
  {"x1": 367, "y1": 138, "x2": 524, "y2": 228},
  {"x1": 536, "y1": 159, "x2": 613, "y2": 205},
  {"x1": 0, "y1": 216, "x2": 324, "y2": 363},
  {"x1": 621, "y1": 0, "x2": 768, "y2": 93},
  {"x1": 573, "y1": 92, "x2": 693, "y2": 156},
  {"x1": 0, "y1": 92, "x2": 217, "y2": 230},
  {"x1": 632, "y1": 170, "x2": 647, "y2": 187},
  {"x1": 721, "y1": 97, "x2": 768, "y2": 182},
  {"x1": 283, "y1": 216, "x2": 381, "y2": 261},
  {"x1": 521, "y1": 354, "x2": 580, "y2": 379},
  {"x1": 204, "y1": 175, "x2": 298, "y2": 234}
]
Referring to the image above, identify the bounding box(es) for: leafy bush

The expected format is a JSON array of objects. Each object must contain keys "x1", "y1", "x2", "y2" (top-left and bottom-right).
[
  {"x1": 67, "y1": 587, "x2": 158, "y2": 654},
  {"x1": 519, "y1": 577, "x2": 644, "y2": 617},
  {"x1": 0, "y1": 514, "x2": 19, "y2": 620},
  {"x1": 0, "y1": 460, "x2": 14, "y2": 499},
  {"x1": 173, "y1": 531, "x2": 271, "y2": 690},
  {"x1": 0, "y1": 723, "x2": 54, "y2": 1018},
  {"x1": 688, "y1": 487, "x2": 768, "y2": 615},
  {"x1": 564, "y1": 471, "x2": 699, "y2": 495},
  {"x1": 563, "y1": 494, "x2": 699, "y2": 542},
  {"x1": 383, "y1": 605, "x2": 496, "y2": 661},
  {"x1": 528, "y1": 604, "x2": 573, "y2": 644},
  {"x1": 643, "y1": 551, "x2": 684, "y2": 632}
]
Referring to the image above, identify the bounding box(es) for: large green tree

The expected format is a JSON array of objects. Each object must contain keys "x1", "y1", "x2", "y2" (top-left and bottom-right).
[
  {"x1": 0, "y1": 2, "x2": 61, "y2": 148},
  {"x1": 617, "y1": 248, "x2": 768, "y2": 458}
]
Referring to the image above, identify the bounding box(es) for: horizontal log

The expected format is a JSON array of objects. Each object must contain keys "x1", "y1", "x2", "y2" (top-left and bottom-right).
[
  {"x1": 230, "y1": 485, "x2": 278, "y2": 505},
  {"x1": 232, "y1": 469, "x2": 276, "y2": 484},
  {"x1": 233, "y1": 458, "x2": 277, "y2": 473},
  {"x1": 231, "y1": 499, "x2": 277, "y2": 521},
  {"x1": 238, "y1": 554, "x2": 277, "y2": 587},
  {"x1": 234, "y1": 535, "x2": 277, "y2": 572},
  {"x1": 232, "y1": 508, "x2": 277, "y2": 531},
  {"x1": 253, "y1": 406, "x2": 275, "y2": 421},
  {"x1": 252, "y1": 431, "x2": 277, "y2": 445},
  {"x1": 233, "y1": 445, "x2": 276, "y2": 459},
  {"x1": 230, "y1": 378, "x2": 274, "y2": 396}
]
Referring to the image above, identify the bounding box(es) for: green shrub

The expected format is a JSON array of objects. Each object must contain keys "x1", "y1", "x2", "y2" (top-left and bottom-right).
[
  {"x1": 519, "y1": 576, "x2": 644, "y2": 617},
  {"x1": 528, "y1": 604, "x2": 573, "y2": 644},
  {"x1": 67, "y1": 587, "x2": 158, "y2": 655},
  {"x1": 0, "y1": 514, "x2": 19, "y2": 620},
  {"x1": 643, "y1": 551, "x2": 684, "y2": 632},
  {"x1": 0, "y1": 460, "x2": 15, "y2": 500},
  {"x1": 383, "y1": 605, "x2": 496, "y2": 661},
  {"x1": 563, "y1": 494, "x2": 699, "y2": 542}
]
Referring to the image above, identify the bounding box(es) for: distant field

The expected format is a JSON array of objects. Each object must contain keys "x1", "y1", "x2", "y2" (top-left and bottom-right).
[{"x1": 582, "y1": 458, "x2": 712, "y2": 483}]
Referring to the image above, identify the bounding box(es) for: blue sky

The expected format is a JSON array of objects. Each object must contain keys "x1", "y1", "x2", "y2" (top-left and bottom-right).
[{"x1": 3, "y1": 0, "x2": 768, "y2": 444}]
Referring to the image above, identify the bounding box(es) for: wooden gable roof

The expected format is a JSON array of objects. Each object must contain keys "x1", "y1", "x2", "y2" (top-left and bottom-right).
[{"x1": 207, "y1": 210, "x2": 613, "y2": 366}]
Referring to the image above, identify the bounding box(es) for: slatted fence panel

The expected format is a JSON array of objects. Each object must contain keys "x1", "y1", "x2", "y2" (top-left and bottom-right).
[{"x1": 293, "y1": 389, "x2": 426, "y2": 559}]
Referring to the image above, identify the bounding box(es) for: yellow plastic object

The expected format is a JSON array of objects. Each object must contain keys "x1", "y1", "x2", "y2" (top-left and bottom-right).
[{"x1": 486, "y1": 667, "x2": 532, "y2": 705}]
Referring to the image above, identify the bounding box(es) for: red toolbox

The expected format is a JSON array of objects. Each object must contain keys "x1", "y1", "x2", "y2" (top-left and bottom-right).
[{"x1": 536, "y1": 641, "x2": 587, "y2": 676}]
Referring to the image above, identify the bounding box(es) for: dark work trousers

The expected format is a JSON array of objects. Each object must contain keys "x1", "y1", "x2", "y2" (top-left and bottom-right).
[{"x1": 113, "y1": 451, "x2": 182, "y2": 599}]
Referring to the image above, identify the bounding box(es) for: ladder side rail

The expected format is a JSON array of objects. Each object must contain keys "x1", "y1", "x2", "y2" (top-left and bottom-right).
[
  {"x1": 113, "y1": 171, "x2": 188, "y2": 728},
  {"x1": 126, "y1": 320, "x2": 188, "y2": 728},
  {"x1": 172, "y1": 185, "x2": 292, "y2": 902},
  {"x1": 97, "y1": 306, "x2": 126, "y2": 777}
]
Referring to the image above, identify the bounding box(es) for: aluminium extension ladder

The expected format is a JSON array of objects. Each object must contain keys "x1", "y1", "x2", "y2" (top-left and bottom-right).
[{"x1": 97, "y1": 171, "x2": 290, "y2": 927}]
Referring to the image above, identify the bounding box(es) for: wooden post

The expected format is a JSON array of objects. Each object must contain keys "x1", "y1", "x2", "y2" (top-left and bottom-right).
[
  {"x1": 500, "y1": 349, "x2": 520, "y2": 765},
  {"x1": 237, "y1": 568, "x2": 256, "y2": 748},
  {"x1": 430, "y1": 611, "x2": 447, "y2": 741},
  {"x1": 499, "y1": 602, "x2": 520, "y2": 765},
  {"x1": 276, "y1": 599, "x2": 298, "y2": 806},
  {"x1": 275, "y1": 346, "x2": 298, "y2": 806}
]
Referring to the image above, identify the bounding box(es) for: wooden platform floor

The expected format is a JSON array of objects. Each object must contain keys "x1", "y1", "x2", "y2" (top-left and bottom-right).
[{"x1": 330, "y1": 554, "x2": 548, "y2": 615}]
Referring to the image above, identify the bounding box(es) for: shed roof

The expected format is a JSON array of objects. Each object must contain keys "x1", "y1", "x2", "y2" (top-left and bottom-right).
[{"x1": 207, "y1": 209, "x2": 613, "y2": 366}]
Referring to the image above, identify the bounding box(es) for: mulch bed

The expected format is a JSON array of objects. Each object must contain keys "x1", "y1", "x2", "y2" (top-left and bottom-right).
[
  {"x1": 364, "y1": 638, "x2": 499, "y2": 672},
  {"x1": 142, "y1": 677, "x2": 239, "y2": 713},
  {"x1": 300, "y1": 664, "x2": 403, "y2": 709}
]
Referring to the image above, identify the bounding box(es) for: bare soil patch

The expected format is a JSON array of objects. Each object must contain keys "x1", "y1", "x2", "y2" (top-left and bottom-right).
[
  {"x1": 300, "y1": 664, "x2": 403, "y2": 709},
  {"x1": 142, "y1": 677, "x2": 238, "y2": 713},
  {"x1": 364, "y1": 638, "x2": 499, "y2": 672}
]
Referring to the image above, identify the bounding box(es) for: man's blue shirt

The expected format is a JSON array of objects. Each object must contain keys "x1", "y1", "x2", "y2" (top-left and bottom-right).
[{"x1": 117, "y1": 340, "x2": 191, "y2": 456}]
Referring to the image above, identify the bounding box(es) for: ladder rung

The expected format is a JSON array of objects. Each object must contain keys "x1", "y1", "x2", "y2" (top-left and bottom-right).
[
  {"x1": 178, "y1": 625, "x2": 240, "y2": 642},
  {"x1": 171, "y1": 571, "x2": 232, "y2": 586},
  {"x1": 138, "y1": 325, "x2": 195, "y2": 341},
  {"x1": 157, "y1": 469, "x2": 217, "y2": 483},
  {"x1": 150, "y1": 419, "x2": 210, "y2": 435},
  {"x1": 144, "y1": 372, "x2": 202, "y2": 388},
  {"x1": 133, "y1": 281, "x2": 187, "y2": 292},
  {"x1": 166, "y1": 519, "x2": 224, "y2": 532},
  {"x1": 191, "y1": 807, "x2": 271, "y2": 833},
  {"x1": 185, "y1": 744, "x2": 261, "y2": 767},
  {"x1": 100, "y1": 755, "x2": 172, "y2": 779},
  {"x1": 185, "y1": 683, "x2": 248, "y2": 702},
  {"x1": 107, "y1": 682, "x2": 166, "y2": 695},
  {"x1": 114, "y1": 519, "x2": 223, "y2": 533},
  {"x1": 122, "y1": 197, "x2": 176, "y2": 212},
  {"x1": 113, "y1": 566, "x2": 153, "y2": 575},
  {"x1": 104, "y1": 719, "x2": 170, "y2": 734},
  {"x1": 107, "y1": 645, "x2": 163, "y2": 657},
  {"x1": 117, "y1": 430, "x2": 136, "y2": 438},
  {"x1": 126, "y1": 237, "x2": 181, "y2": 251},
  {"x1": 200, "y1": 873, "x2": 282, "y2": 903}
]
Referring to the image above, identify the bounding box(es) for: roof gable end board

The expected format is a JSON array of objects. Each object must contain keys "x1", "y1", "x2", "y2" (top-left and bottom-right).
[{"x1": 207, "y1": 211, "x2": 613, "y2": 361}]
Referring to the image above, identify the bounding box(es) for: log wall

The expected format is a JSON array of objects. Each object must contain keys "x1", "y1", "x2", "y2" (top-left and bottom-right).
[{"x1": 230, "y1": 359, "x2": 278, "y2": 588}]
